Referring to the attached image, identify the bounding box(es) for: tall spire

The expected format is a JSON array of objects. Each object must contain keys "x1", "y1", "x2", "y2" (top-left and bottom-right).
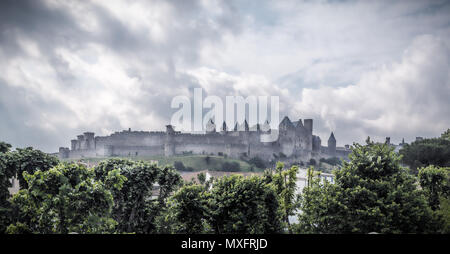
[
  {"x1": 328, "y1": 132, "x2": 336, "y2": 156},
  {"x1": 243, "y1": 120, "x2": 249, "y2": 131},
  {"x1": 328, "y1": 132, "x2": 336, "y2": 141},
  {"x1": 206, "y1": 118, "x2": 216, "y2": 133},
  {"x1": 222, "y1": 121, "x2": 227, "y2": 132}
]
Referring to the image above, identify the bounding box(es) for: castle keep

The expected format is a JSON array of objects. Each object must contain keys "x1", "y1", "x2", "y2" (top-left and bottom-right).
[{"x1": 58, "y1": 116, "x2": 350, "y2": 161}]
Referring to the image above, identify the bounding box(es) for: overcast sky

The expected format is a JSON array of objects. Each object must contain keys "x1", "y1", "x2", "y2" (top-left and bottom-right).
[{"x1": 1, "y1": 0, "x2": 450, "y2": 152}]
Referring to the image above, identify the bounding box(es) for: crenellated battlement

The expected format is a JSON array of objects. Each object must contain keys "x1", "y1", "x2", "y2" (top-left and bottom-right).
[{"x1": 59, "y1": 116, "x2": 345, "y2": 161}]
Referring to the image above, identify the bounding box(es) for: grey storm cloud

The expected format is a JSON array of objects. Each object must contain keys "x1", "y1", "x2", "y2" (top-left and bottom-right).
[
  {"x1": 0, "y1": 0, "x2": 244, "y2": 152},
  {"x1": 0, "y1": 0, "x2": 449, "y2": 152}
]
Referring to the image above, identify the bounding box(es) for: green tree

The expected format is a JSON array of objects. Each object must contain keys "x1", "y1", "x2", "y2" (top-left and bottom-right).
[
  {"x1": 297, "y1": 141, "x2": 437, "y2": 233},
  {"x1": 7, "y1": 147, "x2": 59, "y2": 189},
  {"x1": 441, "y1": 129, "x2": 450, "y2": 140},
  {"x1": 221, "y1": 161, "x2": 240, "y2": 172},
  {"x1": 418, "y1": 165, "x2": 450, "y2": 233},
  {"x1": 249, "y1": 156, "x2": 266, "y2": 169},
  {"x1": 173, "y1": 161, "x2": 186, "y2": 171},
  {"x1": 7, "y1": 163, "x2": 123, "y2": 234},
  {"x1": 0, "y1": 142, "x2": 15, "y2": 233},
  {"x1": 435, "y1": 196, "x2": 450, "y2": 233},
  {"x1": 197, "y1": 172, "x2": 206, "y2": 185},
  {"x1": 208, "y1": 175, "x2": 283, "y2": 234},
  {"x1": 164, "y1": 184, "x2": 210, "y2": 234},
  {"x1": 1, "y1": 145, "x2": 59, "y2": 232},
  {"x1": 319, "y1": 157, "x2": 342, "y2": 166},
  {"x1": 266, "y1": 162, "x2": 299, "y2": 233},
  {"x1": 94, "y1": 159, "x2": 181, "y2": 233},
  {"x1": 295, "y1": 176, "x2": 347, "y2": 234},
  {"x1": 418, "y1": 165, "x2": 449, "y2": 210},
  {"x1": 0, "y1": 142, "x2": 12, "y2": 153},
  {"x1": 0, "y1": 144, "x2": 15, "y2": 207},
  {"x1": 400, "y1": 138, "x2": 450, "y2": 174}
]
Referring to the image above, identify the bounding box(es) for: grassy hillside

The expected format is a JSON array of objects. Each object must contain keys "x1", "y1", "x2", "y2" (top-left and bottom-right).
[{"x1": 64, "y1": 154, "x2": 264, "y2": 172}]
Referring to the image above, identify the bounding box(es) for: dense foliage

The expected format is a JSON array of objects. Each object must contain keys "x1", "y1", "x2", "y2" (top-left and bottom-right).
[
  {"x1": 165, "y1": 184, "x2": 210, "y2": 234},
  {"x1": 207, "y1": 175, "x2": 283, "y2": 233},
  {"x1": 0, "y1": 143, "x2": 14, "y2": 233},
  {"x1": 418, "y1": 165, "x2": 450, "y2": 233},
  {"x1": 442, "y1": 129, "x2": 450, "y2": 140},
  {"x1": 173, "y1": 161, "x2": 186, "y2": 171},
  {"x1": 1, "y1": 144, "x2": 58, "y2": 232},
  {"x1": 94, "y1": 159, "x2": 182, "y2": 233},
  {"x1": 0, "y1": 142, "x2": 12, "y2": 153},
  {"x1": 7, "y1": 163, "x2": 122, "y2": 233},
  {"x1": 418, "y1": 165, "x2": 450, "y2": 210},
  {"x1": 264, "y1": 162, "x2": 299, "y2": 233},
  {"x1": 221, "y1": 161, "x2": 240, "y2": 172},
  {"x1": 319, "y1": 157, "x2": 342, "y2": 166},
  {"x1": 1, "y1": 137, "x2": 449, "y2": 234},
  {"x1": 297, "y1": 141, "x2": 438, "y2": 233},
  {"x1": 400, "y1": 136, "x2": 450, "y2": 174},
  {"x1": 163, "y1": 174, "x2": 285, "y2": 234},
  {"x1": 248, "y1": 156, "x2": 267, "y2": 169},
  {"x1": 7, "y1": 147, "x2": 59, "y2": 189},
  {"x1": 0, "y1": 148, "x2": 14, "y2": 207}
]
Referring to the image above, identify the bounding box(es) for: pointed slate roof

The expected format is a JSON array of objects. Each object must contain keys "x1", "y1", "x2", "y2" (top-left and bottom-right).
[
  {"x1": 281, "y1": 116, "x2": 292, "y2": 125},
  {"x1": 222, "y1": 121, "x2": 227, "y2": 131},
  {"x1": 243, "y1": 120, "x2": 249, "y2": 131},
  {"x1": 279, "y1": 116, "x2": 294, "y2": 128},
  {"x1": 328, "y1": 132, "x2": 336, "y2": 141}
]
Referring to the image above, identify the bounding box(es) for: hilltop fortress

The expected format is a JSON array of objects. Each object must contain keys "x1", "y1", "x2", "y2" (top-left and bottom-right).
[{"x1": 58, "y1": 116, "x2": 351, "y2": 161}]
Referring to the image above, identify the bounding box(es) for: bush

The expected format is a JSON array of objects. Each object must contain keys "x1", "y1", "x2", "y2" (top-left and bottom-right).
[
  {"x1": 173, "y1": 161, "x2": 186, "y2": 171},
  {"x1": 208, "y1": 175, "x2": 284, "y2": 233},
  {"x1": 249, "y1": 156, "x2": 266, "y2": 169},
  {"x1": 221, "y1": 162, "x2": 240, "y2": 172},
  {"x1": 400, "y1": 137, "x2": 450, "y2": 174},
  {"x1": 297, "y1": 141, "x2": 438, "y2": 234},
  {"x1": 8, "y1": 163, "x2": 121, "y2": 234},
  {"x1": 239, "y1": 153, "x2": 248, "y2": 161},
  {"x1": 165, "y1": 175, "x2": 284, "y2": 234},
  {"x1": 319, "y1": 157, "x2": 342, "y2": 166}
]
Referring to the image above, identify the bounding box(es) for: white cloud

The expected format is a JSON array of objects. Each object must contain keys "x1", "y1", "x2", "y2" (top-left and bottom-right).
[
  {"x1": 0, "y1": 0, "x2": 449, "y2": 152},
  {"x1": 295, "y1": 35, "x2": 450, "y2": 145}
]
